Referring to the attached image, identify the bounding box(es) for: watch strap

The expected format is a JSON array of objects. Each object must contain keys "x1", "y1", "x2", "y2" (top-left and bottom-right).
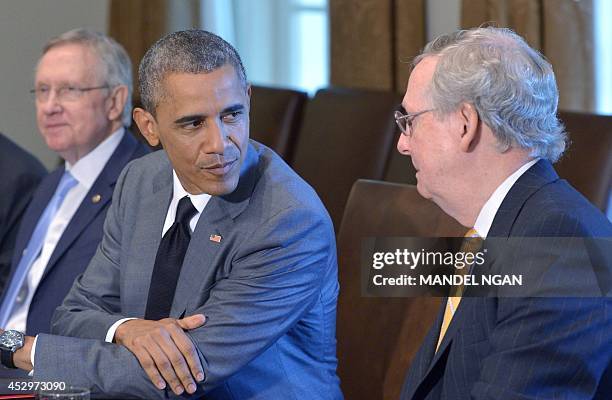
[{"x1": 0, "y1": 348, "x2": 16, "y2": 369}]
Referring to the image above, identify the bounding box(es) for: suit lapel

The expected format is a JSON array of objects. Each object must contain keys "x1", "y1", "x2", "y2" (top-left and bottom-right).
[
  {"x1": 170, "y1": 143, "x2": 258, "y2": 316},
  {"x1": 125, "y1": 157, "x2": 173, "y2": 316},
  {"x1": 40, "y1": 133, "x2": 140, "y2": 282},
  {"x1": 488, "y1": 159, "x2": 559, "y2": 237}
]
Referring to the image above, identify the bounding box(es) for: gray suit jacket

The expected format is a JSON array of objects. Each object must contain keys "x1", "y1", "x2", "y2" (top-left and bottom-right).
[{"x1": 34, "y1": 141, "x2": 342, "y2": 399}]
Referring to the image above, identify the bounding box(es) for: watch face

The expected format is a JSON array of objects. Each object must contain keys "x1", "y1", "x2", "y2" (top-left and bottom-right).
[{"x1": 0, "y1": 330, "x2": 24, "y2": 350}]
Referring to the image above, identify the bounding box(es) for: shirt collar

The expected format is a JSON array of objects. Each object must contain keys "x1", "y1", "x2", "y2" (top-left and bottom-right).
[
  {"x1": 65, "y1": 127, "x2": 125, "y2": 190},
  {"x1": 171, "y1": 170, "x2": 211, "y2": 214},
  {"x1": 473, "y1": 158, "x2": 540, "y2": 238}
]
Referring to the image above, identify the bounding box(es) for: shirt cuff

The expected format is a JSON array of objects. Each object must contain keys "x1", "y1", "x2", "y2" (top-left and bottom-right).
[
  {"x1": 28, "y1": 335, "x2": 38, "y2": 376},
  {"x1": 106, "y1": 318, "x2": 137, "y2": 343}
]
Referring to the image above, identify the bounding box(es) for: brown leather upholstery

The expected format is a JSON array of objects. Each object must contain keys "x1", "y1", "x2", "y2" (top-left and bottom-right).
[
  {"x1": 555, "y1": 111, "x2": 612, "y2": 212},
  {"x1": 291, "y1": 87, "x2": 402, "y2": 230},
  {"x1": 249, "y1": 85, "x2": 307, "y2": 162},
  {"x1": 336, "y1": 179, "x2": 464, "y2": 400}
]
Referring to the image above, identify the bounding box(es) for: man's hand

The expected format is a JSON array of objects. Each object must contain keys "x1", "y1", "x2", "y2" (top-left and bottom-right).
[
  {"x1": 13, "y1": 335, "x2": 34, "y2": 372},
  {"x1": 114, "y1": 314, "x2": 206, "y2": 395}
]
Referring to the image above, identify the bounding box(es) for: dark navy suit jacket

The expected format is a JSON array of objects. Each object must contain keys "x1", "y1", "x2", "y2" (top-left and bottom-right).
[
  {"x1": 401, "y1": 160, "x2": 612, "y2": 399},
  {"x1": 2, "y1": 132, "x2": 149, "y2": 336},
  {"x1": 0, "y1": 133, "x2": 47, "y2": 295}
]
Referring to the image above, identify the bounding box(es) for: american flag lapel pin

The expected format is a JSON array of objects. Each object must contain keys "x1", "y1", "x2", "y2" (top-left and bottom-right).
[{"x1": 209, "y1": 234, "x2": 222, "y2": 243}]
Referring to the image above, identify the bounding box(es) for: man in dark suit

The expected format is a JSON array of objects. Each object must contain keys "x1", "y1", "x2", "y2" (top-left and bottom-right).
[
  {"x1": 0, "y1": 133, "x2": 47, "y2": 294},
  {"x1": 0, "y1": 28, "x2": 149, "y2": 340},
  {"x1": 395, "y1": 27, "x2": 612, "y2": 398},
  {"x1": 2, "y1": 30, "x2": 341, "y2": 399}
]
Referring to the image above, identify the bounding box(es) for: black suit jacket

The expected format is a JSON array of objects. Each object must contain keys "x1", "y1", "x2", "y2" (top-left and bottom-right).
[
  {"x1": 401, "y1": 160, "x2": 612, "y2": 399},
  {"x1": 0, "y1": 133, "x2": 47, "y2": 295},
  {"x1": 2, "y1": 131, "x2": 149, "y2": 335}
]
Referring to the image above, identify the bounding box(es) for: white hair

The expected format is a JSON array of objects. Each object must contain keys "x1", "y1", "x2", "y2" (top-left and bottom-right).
[
  {"x1": 43, "y1": 28, "x2": 133, "y2": 127},
  {"x1": 415, "y1": 27, "x2": 567, "y2": 162}
]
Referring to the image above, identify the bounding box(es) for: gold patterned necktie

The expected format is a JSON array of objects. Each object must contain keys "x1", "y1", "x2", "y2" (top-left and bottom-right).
[{"x1": 436, "y1": 228, "x2": 483, "y2": 352}]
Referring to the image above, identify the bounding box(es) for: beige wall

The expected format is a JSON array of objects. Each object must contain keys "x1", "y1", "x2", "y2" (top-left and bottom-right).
[{"x1": 0, "y1": 0, "x2": 109, "y2": 169}]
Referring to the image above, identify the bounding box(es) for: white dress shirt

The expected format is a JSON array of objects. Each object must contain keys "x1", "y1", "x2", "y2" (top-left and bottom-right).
[
  {"x1": 473, "y1": 158, "x2": 539, "y2": 239},
  {"x1": 104, "y1": 170, "x2": 211, "y2": 342},
  {"x1": 7, "y1": 128, "x2": 125, "y2": 333}
]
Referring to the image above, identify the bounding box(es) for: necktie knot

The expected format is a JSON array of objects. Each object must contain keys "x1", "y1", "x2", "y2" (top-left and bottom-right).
[
  {"x1": 461, "y1": 228, "x2": 483, "y2": 255},
  {"x1": 175, "y1": 196, "x2": 197, "y2": 226},
  {"x1": 57, "y1": 171, "x2": 78, "y2": 199}
]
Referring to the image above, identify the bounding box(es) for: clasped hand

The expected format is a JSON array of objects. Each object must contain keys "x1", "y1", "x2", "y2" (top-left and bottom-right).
[{"x1": 114, "y1": 314, "x2": 206, "y2": 396}]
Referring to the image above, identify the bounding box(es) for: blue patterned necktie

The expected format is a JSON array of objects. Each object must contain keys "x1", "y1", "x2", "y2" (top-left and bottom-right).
[{"x1": 0, "y1": 171, "x2": 78, "y2": 327}]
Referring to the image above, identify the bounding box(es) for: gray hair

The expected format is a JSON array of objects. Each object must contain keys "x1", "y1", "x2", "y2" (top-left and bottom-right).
[
  {"x1": 415, "y1": 27, "x2": 566, "y2": 162},
  {"x1": 138, "y1": 29, "x2": 248, "y2": 114},
  {"x1": 42, "y1": 28, "x2": 133, "y2": 127}
]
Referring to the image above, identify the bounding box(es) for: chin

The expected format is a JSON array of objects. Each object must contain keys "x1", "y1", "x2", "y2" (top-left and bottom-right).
[
  {"x1": 206, "y1": 178, "x2": 239, "y2": 196},
  {"x1": 45, "y1": 139, "x2": 70, "y2": 154},
  {"x1": 415, "y1": 181, "x2": 431, "y2": 200}
]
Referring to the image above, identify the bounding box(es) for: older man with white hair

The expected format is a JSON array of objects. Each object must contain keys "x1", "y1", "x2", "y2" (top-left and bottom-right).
[
  {"x1": 0, "y1": 28, "x2": 149, "y2": 343},
  {"x1": 396, "y1": 27, "x2": 612, "y2": 399}
]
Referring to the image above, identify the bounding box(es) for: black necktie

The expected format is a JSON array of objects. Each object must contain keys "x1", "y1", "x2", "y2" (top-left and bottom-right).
[{"x1": 145, "y1": 196, "x2": 197, "y2": 320}]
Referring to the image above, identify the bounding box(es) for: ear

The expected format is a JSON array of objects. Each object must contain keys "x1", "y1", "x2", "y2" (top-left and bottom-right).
[
  {"x1": 133, "y1": 107, "x2": 160, "y2": 147},
  {"x1": 106, "y1": 85, "x2": 128, "y2": 122},
  {"x1": 458, "y1": 102, "x2": 479, "y2": 152},
  {"x1": 246, "y1": 84, "x2": 252, "y2": 109}
]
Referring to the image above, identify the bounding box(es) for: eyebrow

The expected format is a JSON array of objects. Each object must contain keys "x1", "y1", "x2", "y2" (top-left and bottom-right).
[
  {"x1": 396, "y1": 104, "x2": 407, "y2": 113},
  {"x1": 173, "y1": 114, "x2": 205, "y2": 125},
  {"x1": 220, "y1": 104, "x2": 246, "y2": 114},
  {"x1": 172, "y1": 104, "x2": 246, "y2": 125}
]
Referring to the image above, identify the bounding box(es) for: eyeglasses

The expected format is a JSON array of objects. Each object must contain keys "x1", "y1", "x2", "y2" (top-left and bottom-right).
[
  {"x1": 394, "y1": 108, "x2": 434, "y2": 137},
  {"x1": 30, "y1": 85, "x2": 110, "y2": 102}
]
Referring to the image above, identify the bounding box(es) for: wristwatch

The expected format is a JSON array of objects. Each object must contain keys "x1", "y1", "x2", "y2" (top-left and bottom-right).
[{"x1": 0, "y1": 330, "x2": 25, "y2": 369}]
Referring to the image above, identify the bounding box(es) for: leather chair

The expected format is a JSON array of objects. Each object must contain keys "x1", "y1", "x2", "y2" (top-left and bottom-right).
[
  {"x1": 336, "y1": 179, "x2": 464, "y2": 400},
  {"x1": 249, "y1": 85, "x2": 307, "y2": 162},
  {"x1": 291, "y1": 87, "x2": 402, "y2": 230},
  {"x1": 555, "y1": 110, "x2": 612, "y2": 212}
]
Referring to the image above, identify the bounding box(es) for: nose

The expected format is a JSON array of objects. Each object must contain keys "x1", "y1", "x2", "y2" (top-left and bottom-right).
[
  {"x1": 206, "y1": 119, "x2": 226, "y2": 155},
  {"x1": 397, "y1": 133, "x2": 412, "y2": 155},
  {"x1": 39, "y1": 90, "x2": 62, "y2": 115}
]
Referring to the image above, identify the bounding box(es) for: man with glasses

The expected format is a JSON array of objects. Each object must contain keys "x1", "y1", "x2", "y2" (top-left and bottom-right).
[
  {"x1": 0, "y1": 28, "x2": 149, "y2": 350},
  {"x1": 396, "y1": 27, "x2": 611, "y2": 399}
]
